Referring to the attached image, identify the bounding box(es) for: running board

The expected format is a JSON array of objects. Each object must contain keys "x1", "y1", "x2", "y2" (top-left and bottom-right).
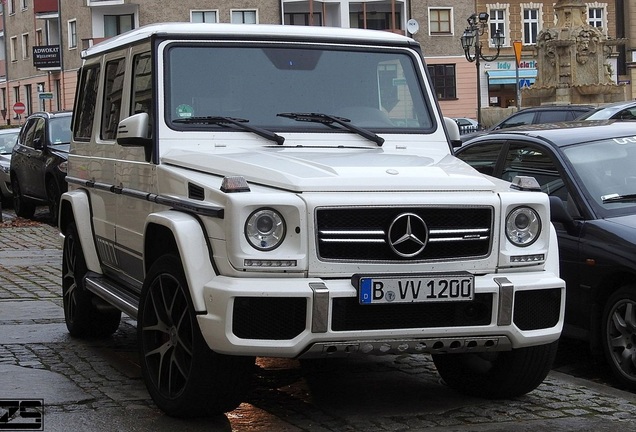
[{"x1": 84, "y1": 272, "x2": 139, "y2": 320}]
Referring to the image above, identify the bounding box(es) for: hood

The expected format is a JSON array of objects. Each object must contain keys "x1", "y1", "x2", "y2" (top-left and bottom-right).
[
  {"x1": 50, "y1": 144, "x2": 70, "y2": 160},
  {"x1": 162, "y1": 146, "x2": 498, "y2": 192}
]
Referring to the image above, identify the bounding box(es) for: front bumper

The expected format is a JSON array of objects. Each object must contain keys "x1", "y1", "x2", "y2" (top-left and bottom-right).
[{"x1": 197, "y1": 271, "x2": 565, "y2": 358}]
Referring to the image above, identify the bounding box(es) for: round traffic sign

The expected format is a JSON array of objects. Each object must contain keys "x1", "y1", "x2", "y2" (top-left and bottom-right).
[{"x1": 13, "y1": 102, "x2": 26, "y2": 115}]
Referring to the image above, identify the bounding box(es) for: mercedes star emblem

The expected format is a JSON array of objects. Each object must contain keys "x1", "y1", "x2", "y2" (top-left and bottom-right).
[{"x1": 388, "y1": 213, "x2": 428, "y2": 258}]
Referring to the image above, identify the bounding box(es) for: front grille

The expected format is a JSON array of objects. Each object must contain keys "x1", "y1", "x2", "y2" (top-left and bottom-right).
[
  {"x1": 233, "y1": 297, "x2": 307, "y2": 340},
  {"x1": 514, "y1": 288, "x2": 562, "y2": 330},
  {"x1": 316, "y1": 206, "x2": 492, "y2": 261},
  {"x1": 332, "y1": 294, "x2": 493, "y2": 331}
]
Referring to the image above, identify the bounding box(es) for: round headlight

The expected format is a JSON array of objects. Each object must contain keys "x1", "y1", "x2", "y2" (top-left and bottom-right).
[
  {"x1": 245, "y1": 208, "x2": 286, "y2": 251},
  {"x1": 506, "y1": 206, "x2": 541, "y2": 247}
]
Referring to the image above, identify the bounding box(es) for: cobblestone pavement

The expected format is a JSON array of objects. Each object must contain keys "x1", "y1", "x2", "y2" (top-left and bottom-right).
[{"x1": 1, "y1": 208, "x2": 636, "y2": 431}]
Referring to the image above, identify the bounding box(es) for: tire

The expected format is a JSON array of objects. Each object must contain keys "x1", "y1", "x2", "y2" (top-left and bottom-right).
[
  {"x1": 601, "y1": 286, "x2": 636, "y2": 391},
  {"x1": 11, "y1": 177, "x2": 35, "y2": 219},
  {"x1": 138, "y1": 254, "x2": 255, "y2": 417},
  {"x1": 62, "y1": 222, "x2": 121, "y2": 337},
  {"x1": 46, "y1": 178, "x2": 62, "y2": 225},
  {"x1": 432, "y1": 340, "x2": 559, "y2": 399}
]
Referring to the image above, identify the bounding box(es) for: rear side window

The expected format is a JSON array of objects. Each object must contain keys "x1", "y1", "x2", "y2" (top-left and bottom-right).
[
  {"x1": 73, "y1": 65, "x2": 101, "y2": 141},
  {"x1": 537, "y1": 110, "x2": 570, "y2": 123},
  {"x1": 456, "y1": 142, "x2": 502, "y2": 177},
  {"x1": 102, "y1": 58, "x2": 126, "y2": 140}
]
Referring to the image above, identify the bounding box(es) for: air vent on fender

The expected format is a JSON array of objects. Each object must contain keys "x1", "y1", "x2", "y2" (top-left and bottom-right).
[{"x1": 188, "y1": 183, "x2": 205, "y2": 201}]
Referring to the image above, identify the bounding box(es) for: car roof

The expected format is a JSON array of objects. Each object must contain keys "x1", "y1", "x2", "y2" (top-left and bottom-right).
[
  {"x1": 513, "y1": 104, "x2": 594, "y2": 112},
  {"x1": 461, "y1": 120, "x2": 636, "y2": 148},
  {"x1": 26, "y1": 111, "x2": 72, "y2": 119},
  {"x1": 83, "y1": 22, "x2": 418, "y2": 58}
]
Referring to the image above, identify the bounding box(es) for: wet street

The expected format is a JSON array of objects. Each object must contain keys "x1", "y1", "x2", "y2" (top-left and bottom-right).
[{"x1": 1, "y1": 208, "x2": 636, "y2": 431}]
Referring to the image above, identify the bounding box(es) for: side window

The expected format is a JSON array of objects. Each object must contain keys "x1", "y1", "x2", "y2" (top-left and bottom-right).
[
  {"x1": 498, "y1": 112, "x2": 535, "y2": 129},
  {"x1": 502, "y1": 142, "x2": 567, "y2": 200},
  {"x1": 74, "y1": 65, "x2": 101, "y2": 141},
  {"x1": 32, "y1": 118, "x2": 46, "y2": 147},
  {"x1": 132, "y1": 52, "x2": 153, "y2": 136},
  {"x1": 538, "y1": 110, "x2": 570, "y2": 123},
  {"x1": 101, "y1": 58, "x2": 126, "y2": 140},
  {"x1": 456, "y1": 143, "x2": 502, "y2": 177},
  {"x1": 21, "y1": 118, "x2": 38, "y2": 148}
]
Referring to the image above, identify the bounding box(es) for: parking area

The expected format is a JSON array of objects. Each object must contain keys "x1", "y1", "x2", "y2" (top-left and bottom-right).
[{"x1": 2, "y1": 208, "x2": 636, "y2": 431}]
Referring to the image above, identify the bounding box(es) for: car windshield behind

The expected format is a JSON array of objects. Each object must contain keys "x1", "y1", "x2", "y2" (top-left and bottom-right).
[
  {"x1": 563, "y1": 137, "x2": 636, "y2": 215},
  {"x1": 165, "y1": 44, "x2": 432, "y2": 132},
  {"x1": 0, "y1": 131, "x2": 19, "y2": 154}
]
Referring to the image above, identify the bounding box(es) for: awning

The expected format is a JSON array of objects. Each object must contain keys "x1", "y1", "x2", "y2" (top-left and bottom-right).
[{"x1": 487, "y1": 69, "x2": 537, "y2": 85}]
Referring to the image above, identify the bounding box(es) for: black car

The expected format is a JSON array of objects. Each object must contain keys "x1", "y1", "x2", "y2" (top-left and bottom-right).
[
  {"x1": 460, "y1": 104, "x2": 594, "y2": 143},
  {"x1": 10, "y1": 111, "x2": 72, "y2": 222},
  {"x1": 455, "y1": 120, "x2": 636, "y2": 390}
]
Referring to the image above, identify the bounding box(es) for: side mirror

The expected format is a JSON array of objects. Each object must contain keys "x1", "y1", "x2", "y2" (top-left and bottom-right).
[
  {"x1": 117, "y1": 113, "x2": 153, "y2": 161},
  {"x1": 444, "y1": 117, "x2": 463, "y2": 148},
  {"x1": 549, "y1": 195, "x2": 576, "y2": 230}
]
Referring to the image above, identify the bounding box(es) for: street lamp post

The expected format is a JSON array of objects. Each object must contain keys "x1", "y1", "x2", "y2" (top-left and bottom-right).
[{"x1": 460, "y1": 13, "x2": 505, "y2": 128}]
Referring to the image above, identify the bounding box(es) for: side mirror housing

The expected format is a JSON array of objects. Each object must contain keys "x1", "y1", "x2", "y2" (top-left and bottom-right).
[{"x1": 117, "y1": 113, "x2": 153, "y2": 161}]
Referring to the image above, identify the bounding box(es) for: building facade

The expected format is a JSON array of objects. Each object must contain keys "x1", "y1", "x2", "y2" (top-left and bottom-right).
[{"x1": 0, "y1": 1, "x2": 628, "y2": 126}]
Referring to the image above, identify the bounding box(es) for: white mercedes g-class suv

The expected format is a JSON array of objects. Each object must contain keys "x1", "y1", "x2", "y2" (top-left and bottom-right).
[{"x1": 60, "y1": 23, "x2": 565, "y2": 417}]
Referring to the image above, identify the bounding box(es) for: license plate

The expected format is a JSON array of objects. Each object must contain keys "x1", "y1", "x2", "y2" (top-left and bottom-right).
[{"x1": 356, "y1": 273, "x2": 474, "y2": 305}]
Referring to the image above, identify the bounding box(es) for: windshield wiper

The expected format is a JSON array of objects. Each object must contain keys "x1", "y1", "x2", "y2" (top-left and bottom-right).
[
  {"x1": 601, "y1": 193, "x2": 636, "y2": 203},
  {"x1": 173, "y1": 116, "x2": 284, "y2": 145},
  {"x1": 277, "y1": 112, "x2": 384, "y2": 146}
]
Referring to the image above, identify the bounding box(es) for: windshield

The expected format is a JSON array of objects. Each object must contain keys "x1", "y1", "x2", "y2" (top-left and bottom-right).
[
  {"x1": 165, "y1": 44, "x2": 433, "y2": 133},
  {"x1": 0, "y1": 130, "x2": 19, "y2": 154},
  {"x1": 563, "y1": 136, "x2": 636, "y2": 216},
  {"x1": 48, "y1": 116, "x2": 72, "y2": 145}
]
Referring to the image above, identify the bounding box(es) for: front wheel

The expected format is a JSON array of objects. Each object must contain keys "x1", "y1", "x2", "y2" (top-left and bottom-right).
[
  {"x1": 432, "y1": 341, "x2": 559, "y2": 399},
  {"x1": 601, "y1": 286, "x2": 636, "y2": 391},
  {"x1": 46, "y1": 179, "x2": 62, "y2": 225},
  {"x1": 138, "y1": 254, "x2": 254, "y2": 417}
]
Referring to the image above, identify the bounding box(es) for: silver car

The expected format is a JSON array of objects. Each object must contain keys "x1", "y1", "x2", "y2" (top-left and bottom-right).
[{"x1": 0, "y1": 127, "x2": 21, "y2": 205}]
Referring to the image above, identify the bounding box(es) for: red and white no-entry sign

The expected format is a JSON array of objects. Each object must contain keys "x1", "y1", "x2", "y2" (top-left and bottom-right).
[{"x1": 13, "y1": 102, "x2": 26, "y2": 115}]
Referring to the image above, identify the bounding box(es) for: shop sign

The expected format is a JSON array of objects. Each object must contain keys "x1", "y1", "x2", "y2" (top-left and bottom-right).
[{"x1": 33, "y1": 45, "x2": 61, "y2": 68}]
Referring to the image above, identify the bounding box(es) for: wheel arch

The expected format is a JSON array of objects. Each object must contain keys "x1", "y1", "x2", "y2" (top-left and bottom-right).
[
  {"x1": 144, "y1": 211, "x2": 217, "y2": 312},
  {"x1": 588, "y1": 269, "x2": 636, "y2": 352},
  {"x1": 59, "y1": 189, "x2": 102, "y2": 273}
]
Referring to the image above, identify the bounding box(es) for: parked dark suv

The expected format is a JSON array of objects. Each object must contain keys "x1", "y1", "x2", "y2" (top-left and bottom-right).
[
  {"x1": 10, "y1": 111, "x2": 72, "y2": 222},
  {"x1": 460, "y1": 104, "x2": 594, "y2": 143}
]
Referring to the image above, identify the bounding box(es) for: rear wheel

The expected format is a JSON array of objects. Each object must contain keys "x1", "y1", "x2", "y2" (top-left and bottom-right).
[
  {"x1": 62, "y1": 222, "x2": 121, "y2": 337},
  {"x1": 11, "y1": 177, "x2": 35, "y2": 219},
  {"x1": 432, "y1": 341, "x2": 558, "y2": 398},
  {"x1": 138, "y1": 254, "x2": 254, "y2": 417},
  {"x1": 601, "y1": 286, "x2": 636, "y2": 391}
]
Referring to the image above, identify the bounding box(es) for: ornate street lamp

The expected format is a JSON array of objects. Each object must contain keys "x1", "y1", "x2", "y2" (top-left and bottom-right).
[{"x1": 460, "y1": 13, "x2": 505, "y2": 127}]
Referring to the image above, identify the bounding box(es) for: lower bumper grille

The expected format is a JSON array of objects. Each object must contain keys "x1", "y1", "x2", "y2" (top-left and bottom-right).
[
  {"x1": 331, "y1": 294, "x2": 493, "y2": 331},
  {"x1": 233, "y1": 297, "x2": 307, "y2": 340},
  {"x1": 514, "y1": 288, "x2": 562, "y2": 330}
]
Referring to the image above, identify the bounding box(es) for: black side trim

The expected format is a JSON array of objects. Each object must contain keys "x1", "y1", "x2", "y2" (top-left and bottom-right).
[{"x1": 66, "y1": 176, "x2": 224, "y2": 218}]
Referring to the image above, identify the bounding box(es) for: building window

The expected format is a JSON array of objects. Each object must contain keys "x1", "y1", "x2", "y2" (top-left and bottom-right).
[
  {"x1": 231, "y1": 10, "x2": 257, "y2": 24},
  {"x1": 21, "y1": 33, "x2": 30, "y2": 59},
  {"x1": 488, "y1": 8, "x2": 507, "y2": 47},
  {"x1": 191, "y1": 10, "x2": 218, "y2": 23},
  {"x1": 284, "y1": 12, "x2": 323, "y2": 26},
  {"x1": 522, "y1": 8, "x2": 539, "y2": 45},
  {"x1": 68, "y1": 20, "x2": 77, "y2": 49},
  {"x1": 429, "y1": 8, "x2": 452, "y2": 35},
  {"x1": 36, "y1": 29, "x2": 43, "y2": 46},
  {"x1": 104, "y1": 14, "x2": 134, "y2": 37},
  {"x1": 8, "y1": 0, "x2": 15, "y2": 15},
  {"x1": 427, "y1": 64, "x2": 456, "y2": 100},
  {"x1": 20, "y1": 0, "x2": 27, "y2": 10},
  {"x1": 588, "y1": 6, "x2": 604, "y2": 28},
  {"x1": 10, "y1": 37, "x2": 17, "y2": 62},
  {"x1": 350, "y1": 11, "x2": 402, "y2": 31}
]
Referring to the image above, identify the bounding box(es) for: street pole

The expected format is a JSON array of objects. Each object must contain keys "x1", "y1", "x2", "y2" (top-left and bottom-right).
[{"x1": 475, "y1": 50, "x2": 482, "y2": 127}]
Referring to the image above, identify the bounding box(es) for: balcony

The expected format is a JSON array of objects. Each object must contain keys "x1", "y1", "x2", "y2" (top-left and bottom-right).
[{"x1": 34, "y1": 0, "x2": 58, "y2": 14}]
